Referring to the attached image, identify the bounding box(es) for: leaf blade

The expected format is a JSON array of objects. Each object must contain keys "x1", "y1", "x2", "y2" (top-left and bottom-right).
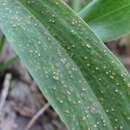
[
  {"x1": 79, "y1": 0, "x2": 130, "y2": 41},
  {"x1": 0, "y1": 34, "x2": 5, "y2": 54},
  {"x1": 0, "y1": 0, "x2": 130, "y2": 130},
  {"x1": 0, "y1": 0, "x2": 113, "y2": 129},
  {"x1": 71, "y1": 0, "x2": 81, "y2": 12}
]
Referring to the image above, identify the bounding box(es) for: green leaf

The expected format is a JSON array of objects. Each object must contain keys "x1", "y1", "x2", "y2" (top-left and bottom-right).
[
  {"x1": 70, "y1": 0, "x2": 91, "y2": 11},
  {"x1": 71, "y1": 0, "x2": 81, "y2": 12},
  {"x1": 0, "y1": 34, "x2": 5, "y2": 54},
  {"x1": 0, "y1": 0, "x2": 130, "y2": 130},
  {"x1": 79, "y1": 0, "x2": 130, "y2": 41},
  {"x1": 0, "y1": 56, "x2": 18, "y2": 72}
]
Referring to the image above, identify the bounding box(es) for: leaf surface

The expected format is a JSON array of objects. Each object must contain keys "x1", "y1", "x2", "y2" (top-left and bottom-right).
[
  {"x1": 0, "y1": 0, "x2": 130, "y2": 130},
  {"x1": 79, "y1": 0, "x2": 130, "y2": 41}
]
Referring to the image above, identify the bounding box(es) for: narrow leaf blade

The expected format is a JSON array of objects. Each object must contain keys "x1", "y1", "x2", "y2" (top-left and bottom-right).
[
  {"x1": 0, "y1": 0, "x2": 112, "y2": 129},
  {"x1": 0, "y1": 0, "x2": 130, "y2": 130},
  {"x1": 0, "y1": 34, "x2": 5, "y2": 54},
  {"x1": 79, "y1": 0, "x2": 130, "y2": 41}
]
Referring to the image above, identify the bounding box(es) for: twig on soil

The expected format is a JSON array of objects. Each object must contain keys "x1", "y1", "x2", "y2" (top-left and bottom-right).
[
  {"x1": 25, "y1": 103, "x2": 50, "y2": 130},
  {"x1": 0, "y1": 73, "x2": 12, "y2": 113}
]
